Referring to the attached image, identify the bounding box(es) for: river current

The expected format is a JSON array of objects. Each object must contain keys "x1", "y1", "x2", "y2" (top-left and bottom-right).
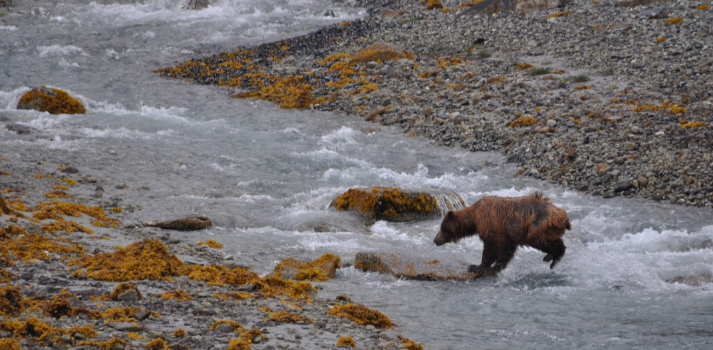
[{"x1": 2, "y1": 1, "x2": 713, "y2": 349}]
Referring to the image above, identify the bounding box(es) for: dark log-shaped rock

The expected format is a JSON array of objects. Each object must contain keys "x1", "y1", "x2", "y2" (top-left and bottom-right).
[
  {"x1": 144, "y1": 216, "x2": 213, "y2": 230},
  {"x1": 354, "y1": 252, "x2": 479, "y2": 281}
]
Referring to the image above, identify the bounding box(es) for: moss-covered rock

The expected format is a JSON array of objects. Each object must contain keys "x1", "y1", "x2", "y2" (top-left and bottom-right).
[
  {"x1": 330, "y1": 187, "x2": 464, "y2": 222},
  {"x1": 274, "y1": 254, "x2": 341, "y2": 281},
  {"x1": 354, "y1": 252, "x2": 479, "y2": 281},
  {"x1": 17, "y1": 87, "x2": 86, "y2": 115}
]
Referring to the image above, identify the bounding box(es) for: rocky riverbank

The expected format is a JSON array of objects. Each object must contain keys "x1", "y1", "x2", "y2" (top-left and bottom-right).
[
  {"x1": 156, "y1": 0, "x2": 713, "y2": 207},
  {"x1": 0, "y1": 158, "x2": 420, "y2": 350}
]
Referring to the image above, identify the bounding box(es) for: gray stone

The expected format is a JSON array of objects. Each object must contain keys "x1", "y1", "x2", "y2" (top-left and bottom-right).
[
  {"x1": 614, "y1": 180, "x2": 632, "y2": 192},
  {"x1": 116, "y1": 289, "x2": 140, "y2": 302},
  {"x1": 546, "y1": 119, "x2": 556, "y2": 127},
  {"x1": 215, "y1": 323, "x2": 234, "y2": 333}
]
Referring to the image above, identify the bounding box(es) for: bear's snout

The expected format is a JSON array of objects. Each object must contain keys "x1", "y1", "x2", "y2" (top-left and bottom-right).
[{"x1": 433, "y1": 232, "x2": 446, "y2": 246}]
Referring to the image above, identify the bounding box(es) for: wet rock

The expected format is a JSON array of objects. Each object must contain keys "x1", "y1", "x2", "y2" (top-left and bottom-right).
[
  {"x1": 16, "y1": 86, "x2": 86, "y2": 115},
  {"x1": 215, "y1": 323, "x2": 234, "y2": 333},
  {"x1": 116, "y1": 289, "x2": 140, "y2": 302},
  {"x1": 330, "y1": 187, "x2": 465, "y2": 222},
  {"x1": 354, "y1": 252, "x2": 479, "y2": 281},
  {"x1": 275, "y1": 254, "x2": 341, "y2": 281},
  {"x1": 5, "y1": 124, "x2": 37, "y2": 134},
  {"x1": 613, "y1": 180, "x2": 632, "y2": 193},
  {"x1": 184, "y1": 0, "x2": 212, "y2": 10},
  {"x1": 61, "y1": 166, "x2": 79, "y2": 174},
  {"x1": 666, "y1": 274, "x2": 713, "y2": 287},
  {"x1": 144, "y1": 216, "x2": 213, "y2": 230}
]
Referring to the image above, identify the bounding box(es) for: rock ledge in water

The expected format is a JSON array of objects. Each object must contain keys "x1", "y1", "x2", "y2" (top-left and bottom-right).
[
  {"x1": 17, "y1": 86, "x2": 86, "y2": 115},
  {"x1": 354, "y1": 252, "x2": 479, "y2": 281},
  {"x1": 275, "y1": 254, "x2": 341, "y2": 281},
  {"x1": 144, "y1": 216, "x2": 213, "y2": 230},
  {"x1": 330, "y1": 187, "x2": 465, "y2": 222}
]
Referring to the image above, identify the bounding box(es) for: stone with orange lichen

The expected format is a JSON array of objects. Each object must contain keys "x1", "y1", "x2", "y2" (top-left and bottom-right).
[
  {"x1": 330, "y1": 187, "x2": 463, "y2": 222},
  {"x1": 350, "y1": 42, "x2": 415, "y2": 65},
  {"x1": 144, "y1": 216, "x2": 212, "y2": 230},
  {"x1": 69, "y1": 239, "x2": 186, "y2": 281},
  {"x1": 274, "y1": 254, "x2": 341, "y2": 281},
  {"x1": 354, "y1": 252, "x2": 480, "y2": 281},
  {"x1": 17, "y1": 86, "x2": 86, "y2": 115}
]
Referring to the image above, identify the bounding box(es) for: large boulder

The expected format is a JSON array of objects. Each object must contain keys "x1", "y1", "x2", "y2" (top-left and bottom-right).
[
  {"x1": 330, "y1": 187, "x2": 465, "y2": 222},
  {"x1": 354, "y1": 252, "x2": 479, "y2": 280},
  {"x1": 17, "y1": 87, "x2": 86, "y2": 114}
]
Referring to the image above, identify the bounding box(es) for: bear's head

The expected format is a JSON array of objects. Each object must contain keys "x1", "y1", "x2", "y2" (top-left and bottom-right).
[{"x1": 433, "y1": 210, "x2": 463, "y2": 246}]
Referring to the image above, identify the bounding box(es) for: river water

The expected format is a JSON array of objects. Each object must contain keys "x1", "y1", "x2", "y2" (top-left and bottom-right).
[{"x1": 2, "y1": 1, "x2": 713, "y2": 349}]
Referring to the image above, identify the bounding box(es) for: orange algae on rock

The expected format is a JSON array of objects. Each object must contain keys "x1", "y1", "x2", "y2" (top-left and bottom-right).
[
  {"x1": 109, "y1": 282, "x2": 143, "y2": 300},
  {"x1": 398, "y1": 336, "x2": 424, "y2": 350},
  {"x1": 264, "y1": 310, "x2": 313, "y2": 324},
  {"x1": 274, "y1": 254, "x2": 341, "y2": 281},
  {"x1": 78, "y1": 338, "x2": 128, "y2": 350},
  {"x1": 350, "y1": 42, "x2": 415, "y2": 64},
  {"x1": 41, "y1": 220, "x2": 94, "y2": 234},
  {"x1": 4, "y1": 234, "x2": 86, "y2": 263},
  {"x1": 17, "y1": 87, "x2": 86, "y2": 115},
  {"x1": 0, "y1": 269, "x2": 16, "y2": 283},
  {"x1": 547, "y1": 11, "x2": 571, "y2": 19},
  {"x1": 680, "y1": 121, "x2": 706, "y2": 128},
  {"x1": 0, "y1": 286, "x2": 26, "y2": 317},
  {"x1": 327, "y1": 304, "x2": 393, "y2": 329},
  {"x1": 331, "y1": 187, "x2": 438, "y2": 220},
  {"x1": 699, "y1": 4, "x2": 709, "y2": 10},
  {"x1": 509, "y1": 116, "x2": 536, "y2": 127},
  {"x1": 516, "y1": 63, "x2": 535, "y2": 70},
  {"x1": 337, "y1": 336, "x2": 356, "y2": 347},
  {"x1": 34, "y1": 201, "x2": 121, "y2": 228},
  {"x1": 210, "y1": 320, "x2": 244, "y2": 332},
  {"x1": 664, "y1": 17, "x2": 683, "y2": 24},
  {"x1": 69, "y1": 239, "x2": 185, "y2": 281},
  {"x1": 337, "y1": 336, "x2": 356, "y2": 348},
  {"x1": 173, "y1": 328, "x2": 186, "y2": 337},
  {"x1": 425, "y1": 0, "x2": 444, "y2": 10},
  {"x1": 198, "y1": 240, "x2": 223, "y2": 248},
  {"x1": 0, "y1": 338, "x2": 20, "y2": 350},
  {"x1": 161, "y1": 290, "x2": 194, "y2": 301},
  {"x1": 29, "y1": 293, "x2": 102, "y2": 320},
  {"x1": 44, "y1": 190, "x2": 73, "y2": 199},
  {"x1": 185, "y1": 263, "x2": 259, "y2": 287}
]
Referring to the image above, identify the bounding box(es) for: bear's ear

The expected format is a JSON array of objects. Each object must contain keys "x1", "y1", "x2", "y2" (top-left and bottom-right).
[{"x1": 446, "y1": 211, "x2": 455, "y2": 220}]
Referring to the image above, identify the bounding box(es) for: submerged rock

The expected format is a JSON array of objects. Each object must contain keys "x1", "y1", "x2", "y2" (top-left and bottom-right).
[
  {"x1": 666, "y1": 274, "x2": 713, "y2": 287},
  {"x1": 17, "y1": 86, "x2": 86, "y2": 115},
  {"x1": 354, "y1": 252, "x2": 479, "y2": 281},
  {"x1": 144, "y1": 216, "x2": 213, "y2": 230},
  {"x1": 184, "y1": 0, "x2": 212, "y2": 10},
  {"x1": 330, "y1": 187, "x2": 465, "y2": 222},
  {"x1": 5, "y1": 124, "x2": 37, "y2": 134}
]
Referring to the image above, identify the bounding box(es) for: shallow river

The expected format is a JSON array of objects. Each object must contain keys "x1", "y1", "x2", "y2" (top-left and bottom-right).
[{"x1": 2, "y1": 1, "x2": 713, "y2": 349}]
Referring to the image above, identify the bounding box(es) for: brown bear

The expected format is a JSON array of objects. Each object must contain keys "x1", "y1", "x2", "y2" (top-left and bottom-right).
[{"x1": 433, "y1": 192, "x2": 571, "y2": 276}]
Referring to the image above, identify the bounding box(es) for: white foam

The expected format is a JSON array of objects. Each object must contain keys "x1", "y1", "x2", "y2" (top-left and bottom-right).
[
  {"x1": 0, "y1": 25, "x2": 18, "y2": 31},
  {"x1": 38, "y1": 44, "x2": 85, "y2": 58}
]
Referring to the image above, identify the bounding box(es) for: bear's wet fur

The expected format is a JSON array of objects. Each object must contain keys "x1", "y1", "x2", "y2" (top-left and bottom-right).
[{"x1": 433, "y1": 192, "x2": 571, "y2": 276}]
